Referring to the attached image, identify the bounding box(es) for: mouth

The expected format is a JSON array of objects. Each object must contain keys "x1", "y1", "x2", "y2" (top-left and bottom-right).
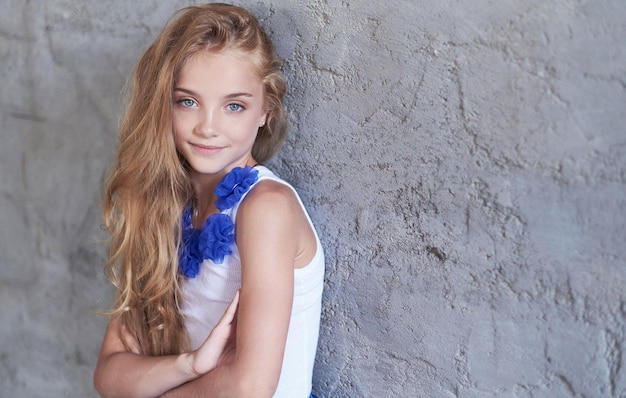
[{"x1": 190, "y1": 143, "x2": 224, "y2": 155}]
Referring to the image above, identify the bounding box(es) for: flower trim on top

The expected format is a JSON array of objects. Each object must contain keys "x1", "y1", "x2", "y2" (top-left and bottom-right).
[
  {"x1": 179, "y1": 166, "x2": 259, "y2": 278},
  {"x1": 215, "y1": 166, "x2": 259, "y2": 211}
]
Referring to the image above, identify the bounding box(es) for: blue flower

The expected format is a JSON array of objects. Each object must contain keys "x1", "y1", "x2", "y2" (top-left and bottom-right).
[
  {"x1": 178, "y1": 166, "x2": 259, "y2": 278},
  {"x1": 199, "y1": 213, "x2": 235, "y2": 264},
  {"x1": 215, "y1": 166, "x2": 259, "y2": 211},
  {"x1": 179, "y1": 231, "x2": 202, "y2": 278},
  {"x1": 179, "y1": 207, "x2": 203, "y2": 278}
]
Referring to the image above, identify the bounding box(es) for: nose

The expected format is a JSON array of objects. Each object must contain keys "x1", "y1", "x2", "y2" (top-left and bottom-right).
[{"x1": 196, "y1": 107, "x2": 219, "y2": 137}]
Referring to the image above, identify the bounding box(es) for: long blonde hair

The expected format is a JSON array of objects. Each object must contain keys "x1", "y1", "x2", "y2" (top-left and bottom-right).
[{"x1": 102, "y1": 3, "x2": 288, "y2": 356}]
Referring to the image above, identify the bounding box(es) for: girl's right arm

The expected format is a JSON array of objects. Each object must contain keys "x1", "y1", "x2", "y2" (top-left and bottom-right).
[
  {"x1": 93, "y1": 291, "x2": 239, "y2": 398},
  {"x1": 93, "y1": 317, "x2": 198, "y2": 398}
]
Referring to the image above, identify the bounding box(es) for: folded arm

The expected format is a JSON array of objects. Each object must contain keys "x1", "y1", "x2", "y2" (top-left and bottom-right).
[
  {"x1": 162, "y1": 181, "x2": 304, "y2": 398},
  {"x1": 93, "y1": 291, "x2": 239, "y2": 398}
]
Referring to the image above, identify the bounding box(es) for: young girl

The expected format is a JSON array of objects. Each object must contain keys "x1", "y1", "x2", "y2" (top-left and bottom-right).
[{"x1": 93, "y1": 4, "x2": 324, "y2": 397}]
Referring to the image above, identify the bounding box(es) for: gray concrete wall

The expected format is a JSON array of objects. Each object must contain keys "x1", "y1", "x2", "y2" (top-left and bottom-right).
[{"x1": 1, "y1": 0, "x2": 624, "y2": 397}]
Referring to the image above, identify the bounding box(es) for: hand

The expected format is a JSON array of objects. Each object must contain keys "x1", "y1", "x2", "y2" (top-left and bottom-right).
[
  {"x1": 188, "y1": 290, "x2": 239, "y2": 375},
  {"x1": 120, "y1": 323, "x2": 143, "y2": 355}
]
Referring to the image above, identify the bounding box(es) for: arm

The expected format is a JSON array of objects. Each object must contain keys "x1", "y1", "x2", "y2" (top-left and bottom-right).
[
  {"x1": 163, "y1": 181, "x2": 304, "y2": 398},
  {"x1": 93, "y1": 291, "x2": 239, "y2": 398}
]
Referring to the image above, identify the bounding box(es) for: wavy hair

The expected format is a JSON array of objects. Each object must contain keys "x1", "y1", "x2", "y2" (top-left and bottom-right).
[{"x1": 102, "y1": 3, "x2": 288, "y2": 356}]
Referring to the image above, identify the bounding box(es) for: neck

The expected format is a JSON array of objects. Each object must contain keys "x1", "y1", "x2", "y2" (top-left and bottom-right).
[
  {"x1": 189, "y1": 160, "x2": 259, "y2": 225},
  {"x1": 189, "y1": 173, "x2": 220, "y2": 225}
]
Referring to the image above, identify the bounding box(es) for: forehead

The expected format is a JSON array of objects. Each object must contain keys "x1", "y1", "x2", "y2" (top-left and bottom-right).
[{"x1": 177, "y1": 49, "x2": 263, "y2": 90}]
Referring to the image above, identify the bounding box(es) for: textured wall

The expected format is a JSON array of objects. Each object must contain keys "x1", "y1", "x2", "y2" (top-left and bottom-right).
[{"x1": 1, "y1": 0, "x2": 625, "y2": 397}]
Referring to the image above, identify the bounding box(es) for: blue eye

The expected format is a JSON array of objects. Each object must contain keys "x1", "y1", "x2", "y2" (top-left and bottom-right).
[
  {"x1": 227, "y1": 103, "x2": 244, "y2": 112},
  {"x1": 179, "y1": 98, "x2": 196, "y2": 107}
]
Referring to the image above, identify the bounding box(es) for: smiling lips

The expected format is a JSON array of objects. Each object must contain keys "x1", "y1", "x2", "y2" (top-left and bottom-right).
[{"x1": 191, "y1": 143, "x2": 225, "y2": 155}]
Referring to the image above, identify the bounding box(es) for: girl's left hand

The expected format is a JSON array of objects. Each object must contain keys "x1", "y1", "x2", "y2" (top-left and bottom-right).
[{"x1": 187, "y1": 290, "x2": 240, "y2": 375}]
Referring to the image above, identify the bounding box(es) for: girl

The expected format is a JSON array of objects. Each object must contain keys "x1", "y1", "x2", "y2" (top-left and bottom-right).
[{"x1": 94, "y1": 3, "x2": 324, "y2": 398}]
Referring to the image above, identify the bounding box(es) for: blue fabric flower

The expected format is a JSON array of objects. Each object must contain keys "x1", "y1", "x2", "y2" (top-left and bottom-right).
[
  {"x1": 178, "y1": 166, "x2": 259, "y2": 278},
  {"x1": 179, "y1": 232, "x2": 202, "y2": 278},
  {"x1": 179, "y1": 208, "x2": 203, "y2": 278},
  {"x1": 215, "y1": 166, "x2": 259, "y2": 211},
  {"x1": 198, "y1": 213, "x2": 235, "y2": 264}
]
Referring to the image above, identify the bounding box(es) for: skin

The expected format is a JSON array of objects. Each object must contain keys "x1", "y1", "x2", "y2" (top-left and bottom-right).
[
  {"x1": 93, "y1": 291, "x2": 240, "y2": 397},
  {"x1": 94, "y1": 48, "x2": 317, "y2": 398},
  {"x1": 171, "y1": 50, "x2": 268, "y2": 218}
]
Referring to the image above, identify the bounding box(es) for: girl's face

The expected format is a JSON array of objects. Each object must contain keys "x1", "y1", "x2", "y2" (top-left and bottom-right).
[{"x1": 172, "y1": 49, "x2": 267, "y2": 178}]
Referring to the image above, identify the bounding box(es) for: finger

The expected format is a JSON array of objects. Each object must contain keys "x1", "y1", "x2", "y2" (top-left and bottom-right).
[
  {"x1": 218, "y1": 290, "x2": 240, "y2": 326},
  {"x1": 121, "y1": 324, "x2": 142, "y2": 354}
]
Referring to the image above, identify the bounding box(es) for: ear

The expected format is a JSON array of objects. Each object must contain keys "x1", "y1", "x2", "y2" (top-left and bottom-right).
[{"x1": 259, "y1": 112, "x2": 267, "y2": 127}]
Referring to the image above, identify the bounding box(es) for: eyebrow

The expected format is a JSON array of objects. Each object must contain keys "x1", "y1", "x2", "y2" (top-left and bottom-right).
[{"x1": 173, "y1": 87, "x2": 254, "y2": 99}]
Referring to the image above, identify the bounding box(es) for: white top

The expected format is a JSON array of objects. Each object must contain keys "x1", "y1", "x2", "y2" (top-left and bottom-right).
[{"x1": 180, "y1": 166, "x2": 325, "y2": 397}]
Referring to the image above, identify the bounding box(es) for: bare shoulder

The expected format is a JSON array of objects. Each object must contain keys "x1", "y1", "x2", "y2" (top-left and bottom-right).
[
  {"x1": 237, "y1": 179, "x2": 317, "y2": 268},
  {"x1": 238, "y1": 179, "x2": 300, "y2": 218}
]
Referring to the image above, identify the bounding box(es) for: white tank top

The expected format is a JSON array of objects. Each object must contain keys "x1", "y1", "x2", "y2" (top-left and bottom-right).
[{"x1": 180, "y1": 166, "x2": 325, "y2": 397}]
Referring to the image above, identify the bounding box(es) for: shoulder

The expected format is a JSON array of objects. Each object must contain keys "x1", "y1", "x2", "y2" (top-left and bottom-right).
[
  {"x1": 238, "y1": 179, "x2": 300, "y2": 220},
  {"x1": 235, "y1": 179, "x2": 305, "y2": 265},
  {"x1": 236, "y1": 177, "x2": 317, "y2": 269}
]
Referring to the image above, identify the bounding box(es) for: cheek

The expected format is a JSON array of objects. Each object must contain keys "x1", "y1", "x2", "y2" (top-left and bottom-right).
[
  {"x1": 171, "y1": 121, "x2": 186, "y2": 149},
  {"x1": 171, "y1": 113, "x2": 192, "y2": 137}
]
